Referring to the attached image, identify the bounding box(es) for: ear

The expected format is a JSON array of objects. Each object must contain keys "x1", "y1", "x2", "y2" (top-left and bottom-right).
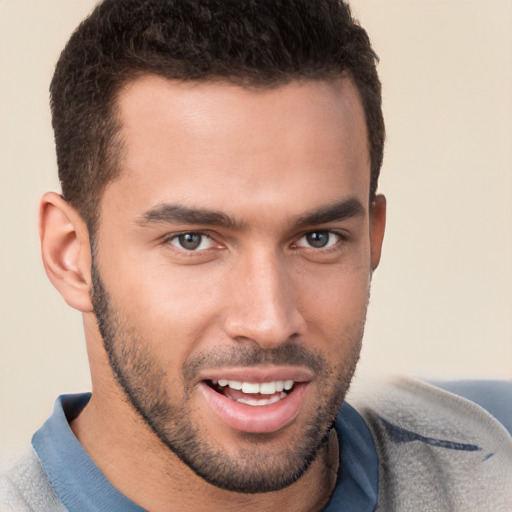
[
  {"x1": 39, "y1": 192, "x2": 93, "y2": 312},
  {"x1": 369, "y1": 194, "x2": 386, "y2": 271}
]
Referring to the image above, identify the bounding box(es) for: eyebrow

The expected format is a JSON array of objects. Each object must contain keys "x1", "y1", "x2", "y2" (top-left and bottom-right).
[
  {"x1": 295, "y1": 197, "x2": 365, "y2": 227},
  {"x1": 137, "y1": 204, "x2": 246, "y2": 230},
  {"x1": 137, "y1": 197, "x2": 365, "y2": 230}
]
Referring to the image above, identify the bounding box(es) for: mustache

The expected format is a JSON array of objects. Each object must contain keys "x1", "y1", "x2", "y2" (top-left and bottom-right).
[{"x1": 182, "y1": 342, "x2": 325, "y2": 381}]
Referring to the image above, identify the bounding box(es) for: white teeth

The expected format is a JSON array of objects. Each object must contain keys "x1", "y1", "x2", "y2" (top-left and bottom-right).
[
  {"x1": 259, "y1": 382, "x2": 276, "y2": 395},
  {"x1": 241, "y1": 382, "x2": 260, "y2": 393},
  {"x1": 236, "y1": 392, "x2": 286, "y2": 406},
  {"x1": 227, "y1": 380, "x2": 242, "y2": 390},
  {"x1": 270, "y1": 393, "x2": 285, "y2": 404},
  {"x1": 213, "y1": 379, "x2": 295, "y2": 394}
]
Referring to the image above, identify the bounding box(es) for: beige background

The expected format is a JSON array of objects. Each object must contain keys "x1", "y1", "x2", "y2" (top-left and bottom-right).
[{"x1": 1, "y1": 0, "x2": 511, "y2": 459}]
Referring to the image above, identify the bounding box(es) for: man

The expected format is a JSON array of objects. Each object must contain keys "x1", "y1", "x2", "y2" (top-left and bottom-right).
[{"x1": 1, "y1": 0, "x2": 510, "y2": 510}]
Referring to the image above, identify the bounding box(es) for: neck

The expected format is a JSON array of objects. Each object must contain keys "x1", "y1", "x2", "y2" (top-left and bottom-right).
[{"x1": 71, "y1": 391, "x2": 339, "y2": 512}]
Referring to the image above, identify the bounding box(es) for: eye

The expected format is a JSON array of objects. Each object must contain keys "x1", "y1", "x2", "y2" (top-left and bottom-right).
[
  {"x1": 295, "y1": 231, "x2": 340, "y2": 249},
  {"x1": 168, "y1": 232, "x2": 215, "y2": 251}
]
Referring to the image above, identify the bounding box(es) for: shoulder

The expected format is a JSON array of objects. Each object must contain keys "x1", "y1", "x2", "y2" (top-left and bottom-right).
[
  {"x1": 348, "y1": 376, "x2": 512, "y2": 441},
  {"x1": 429, "y1": 379, "x2": 512, "y2": 435},
  {"x1": 347, "y1": 376, "x2": 512, "y2": 512},
  {"x1": 0, "y1": 446, "x2": 66, "y2": 512}
]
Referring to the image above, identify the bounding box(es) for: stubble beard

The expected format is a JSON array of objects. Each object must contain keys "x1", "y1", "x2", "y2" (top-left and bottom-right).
[{"x1": 90, "y1": 260, "x2": 365, "y2": 493}]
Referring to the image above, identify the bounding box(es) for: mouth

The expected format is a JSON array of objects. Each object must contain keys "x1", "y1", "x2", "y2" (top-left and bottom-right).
[
  {"x1": 206, "y1": 378, "x2": 296, "y2": 406},
  {"x1": 198, "y1": 369, "x2": 310, "y2": 434}
]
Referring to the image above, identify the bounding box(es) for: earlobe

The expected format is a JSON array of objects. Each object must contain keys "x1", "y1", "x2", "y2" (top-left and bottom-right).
[
  {"x1": 369, "y1": 194, "x2": 386, "y2": 271},
  {"x1": 39, "y1": 192, "x2": 93, "y2": 312}
]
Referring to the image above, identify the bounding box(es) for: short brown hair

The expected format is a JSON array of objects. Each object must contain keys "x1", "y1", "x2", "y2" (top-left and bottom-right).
[{"x1": 51, "y1": 0, "x2": 384, "y2": 232}]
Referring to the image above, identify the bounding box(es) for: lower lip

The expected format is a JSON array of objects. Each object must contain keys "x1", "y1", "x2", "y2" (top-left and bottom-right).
[{"x1": 199, "y1": 382, "x2": 308, "y2": 434}]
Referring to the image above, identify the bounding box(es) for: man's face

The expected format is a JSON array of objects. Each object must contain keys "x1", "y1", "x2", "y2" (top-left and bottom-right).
[{"x1": 91, "y1": 76, "x2": 383, "y2": 492}]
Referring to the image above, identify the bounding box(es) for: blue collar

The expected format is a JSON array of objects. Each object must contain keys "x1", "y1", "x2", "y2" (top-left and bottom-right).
[
  {"x1": 32, "y1": 393, "x2": 377, "y2": 511},
  {"x1": 322, "y1": 402, "x2": 378, "y2": 511},
  {"x1": 32, "y1": 394, "x2": 145, "y2": 511}
]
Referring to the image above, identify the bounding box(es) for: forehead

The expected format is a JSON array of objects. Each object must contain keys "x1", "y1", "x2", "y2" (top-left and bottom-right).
[{"x1": 105, "y1": 75, "x2": 370, "y2": 221}]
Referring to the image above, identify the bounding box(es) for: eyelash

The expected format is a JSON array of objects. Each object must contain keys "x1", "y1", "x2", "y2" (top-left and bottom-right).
[
  {"x1": 293, "y1": 230, "x2": 346, "y2": 251},
  {"x1": 165, "y1": 231, "x2": 217, "y2": 253},
  {"x1": 164, "y1": 229, "x2": 347, "y2": 254}
]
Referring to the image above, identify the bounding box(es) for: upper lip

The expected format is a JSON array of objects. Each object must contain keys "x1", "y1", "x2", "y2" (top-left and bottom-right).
[{"x1": 197, "y1": 365, "x2": 314, "y2": 385}]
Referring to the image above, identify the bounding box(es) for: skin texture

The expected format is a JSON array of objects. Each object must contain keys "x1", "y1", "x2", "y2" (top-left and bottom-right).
[{"x1": 39, "y1": 76, "x2": 386, "y2": 512}]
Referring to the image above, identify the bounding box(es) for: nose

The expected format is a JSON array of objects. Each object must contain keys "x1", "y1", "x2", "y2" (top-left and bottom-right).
[{"x1": 223, "y1": 250, "x2": 306, "y2": 349}]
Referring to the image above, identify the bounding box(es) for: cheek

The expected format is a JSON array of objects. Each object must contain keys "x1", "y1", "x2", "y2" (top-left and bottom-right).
[
  {"x1": 295, "y1": 261, "x2": 370, "y2": 341},
  {"x1": 106, "y1": 258, "x2": 226, "y2": 352}
]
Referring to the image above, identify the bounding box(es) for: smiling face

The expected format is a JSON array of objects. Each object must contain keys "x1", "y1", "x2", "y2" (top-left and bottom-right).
[{"x1": 88, "y1": 76, "x2": 385, "y2": 493}]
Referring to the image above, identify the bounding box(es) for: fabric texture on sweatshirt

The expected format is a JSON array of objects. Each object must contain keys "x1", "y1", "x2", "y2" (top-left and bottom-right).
[{"x1": 348, "y1": 377, "x2": 512, "y2": 511}]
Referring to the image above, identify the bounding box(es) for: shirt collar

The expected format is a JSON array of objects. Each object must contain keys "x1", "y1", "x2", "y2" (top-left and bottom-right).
[
  {"x1": 32, "y1": 393, "x2": 145, "y2": 512},
  {"x1": 322, "y1": 401, "x2": 378, "y2": 511}
]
